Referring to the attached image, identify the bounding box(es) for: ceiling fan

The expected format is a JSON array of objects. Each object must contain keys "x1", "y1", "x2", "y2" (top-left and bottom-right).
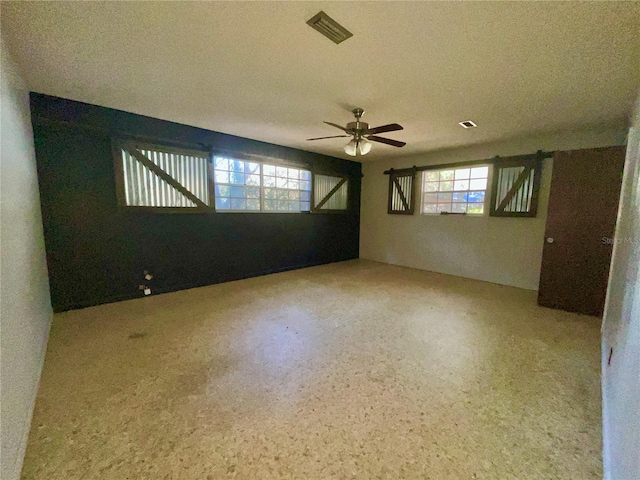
[{"x1": 307, "y1": 108, "x2": 406, "y2": 156}]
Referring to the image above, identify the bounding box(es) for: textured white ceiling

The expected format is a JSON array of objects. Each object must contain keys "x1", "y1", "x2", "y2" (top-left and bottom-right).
[{"x1": 2, "y1": 1, "x2": 639, "y2": 162}]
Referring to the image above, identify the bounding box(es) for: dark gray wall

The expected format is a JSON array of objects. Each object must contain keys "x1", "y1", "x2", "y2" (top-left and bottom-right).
[{"x1": 31, "y1": 94, "x2": 361, "y2": 312}]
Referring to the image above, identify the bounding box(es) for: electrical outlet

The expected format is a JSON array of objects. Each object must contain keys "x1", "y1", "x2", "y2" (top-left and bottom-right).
[{"x1": 144, "y1": 288, "x2": 151, "y2": 296}]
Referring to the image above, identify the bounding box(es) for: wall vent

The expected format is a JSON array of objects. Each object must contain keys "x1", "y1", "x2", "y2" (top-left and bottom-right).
[
  {"x1": 459, "y1": 120, "x2": 477, "y2": 129},
  {"x1": 306, "y1": 11, "x2": 353, "y2": 44}
]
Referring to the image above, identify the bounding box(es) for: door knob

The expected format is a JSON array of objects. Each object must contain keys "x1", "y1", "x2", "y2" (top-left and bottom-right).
[{"x1": 546, "y1": 237, "x2": 554, "y2": 244}]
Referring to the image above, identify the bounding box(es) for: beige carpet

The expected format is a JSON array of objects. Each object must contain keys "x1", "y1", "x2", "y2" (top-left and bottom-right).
[{"x1": 21, "y1": 260, "x2": 602, "y2": 479}]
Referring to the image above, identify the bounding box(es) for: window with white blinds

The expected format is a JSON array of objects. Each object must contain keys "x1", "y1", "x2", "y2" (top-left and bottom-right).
[
  {"x1": 313, "y1": 174, "x2": 348, "y2": 211},
  {"x1": 116, "y1": 141, "x2": 210, "y2": 209}
]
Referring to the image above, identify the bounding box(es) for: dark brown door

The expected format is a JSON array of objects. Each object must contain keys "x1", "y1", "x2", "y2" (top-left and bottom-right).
[{"x1": 538, "y1": 146, "x2": 626, "y2": 316}]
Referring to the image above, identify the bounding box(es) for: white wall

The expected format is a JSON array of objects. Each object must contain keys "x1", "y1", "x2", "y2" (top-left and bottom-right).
[
  {"x1": 0, "y1": 36, "x2": 53, "y2": 480},
  {"x1": 602, "y1": 94, "x2": 640, "y2": 480},
  {"x1": 360, "y1": 127, "x2": 627, "y2": 290}
]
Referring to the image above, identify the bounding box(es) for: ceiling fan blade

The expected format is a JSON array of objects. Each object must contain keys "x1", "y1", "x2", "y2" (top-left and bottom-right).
[
  {"x1": 306, "y1": 135, "x2": 350, "y2": 141},
  {"x1": 367, "y1": 135, "x2": 406, "y2": 148},
  {"x1": 366, "y1": 123, "x2": 403, "y2": 135},
  {"x1": 323, "y1": 121, "x2": 350, "y2": 133}
]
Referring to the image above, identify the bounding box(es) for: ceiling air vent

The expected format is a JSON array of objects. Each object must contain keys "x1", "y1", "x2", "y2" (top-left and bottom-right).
[
  {"x1": 306, "y1": 11, "x2": 353, "y2": 44},
  {"x1": 459, "y1": 120, "x2": 477, "y2": 129}
]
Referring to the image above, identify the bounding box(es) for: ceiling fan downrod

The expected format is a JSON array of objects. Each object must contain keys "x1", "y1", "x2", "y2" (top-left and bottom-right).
[{"x1": 352, "y1": 108, "x2": 364, "y2": 141}]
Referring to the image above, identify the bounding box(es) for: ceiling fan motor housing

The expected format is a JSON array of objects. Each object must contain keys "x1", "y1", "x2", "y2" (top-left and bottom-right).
[{"x1": 346, "y1": 121, "x2": 369, "y2": 134}]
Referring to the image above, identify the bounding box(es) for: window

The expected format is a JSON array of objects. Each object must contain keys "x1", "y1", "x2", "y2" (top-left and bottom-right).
[
  {"x1": 114, "y1": 141, "x2": 349, "y2": 214},
  {"x1": 213, "y1": 156, "x2": 312, "y2": 212},
  {"x1": 313, "y1": 174, "x2": 348, "y2": 211},
  {"x1": 115, "y1": 140, "x2": 211, "y2": 210},
  {"x1": 421, "y1": 165, "x2": 489, "y2": 215}
]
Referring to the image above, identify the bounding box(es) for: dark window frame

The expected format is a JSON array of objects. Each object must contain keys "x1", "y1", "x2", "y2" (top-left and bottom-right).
[
  {"x1": 311, "y1": 171, "x2": 351, "y2": 214},
  {"x1": 112, "y1": 138, "x2": 213, "y2": 213},
  {"x1": 387, "y1": 168, "x2": 416, "y2": 215},
  {"x1": 384, "y1": 151, "x2": 550, "y2": 218},
  {"x1": 489, "y1": 156, "x2": 543, "y2": 218},
  {"x1": 113, "y1": 138, "x2": 353, "y2": 215}
]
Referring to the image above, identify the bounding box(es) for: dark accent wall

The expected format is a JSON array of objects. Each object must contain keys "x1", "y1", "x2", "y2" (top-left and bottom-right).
[{"x1": 31, "y1": 94, "x2": 361, "y2": 312}]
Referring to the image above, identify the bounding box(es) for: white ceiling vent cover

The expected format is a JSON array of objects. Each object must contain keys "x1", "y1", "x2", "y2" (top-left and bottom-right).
[{"x1": 306, "y1": 11, "x2": 353, "y2": 44}]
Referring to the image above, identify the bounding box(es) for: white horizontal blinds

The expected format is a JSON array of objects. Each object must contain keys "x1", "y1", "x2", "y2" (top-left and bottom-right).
[
  {"x1": 422, "y1": 166, "x2": 488, "y2": 215},
  {"x1": 121, "y1": 149, "x2": 195, "y2": 207},
  {"x1": 389, "y1": 173, "x2": 414, "y2": 213},
  {"x1": 139, "y1": 148, "x2": 209, "y2": 206},
  {"x1": 314, "y1": 174, "x2": 348, "y2": 210},
  {"x1": 314, "y1": 175, "x2": 339, "y2": 206},
  {"x1": 391, "y1": 180, "x2": 401, "y2": 210},
  {"x1": 494, "y1": 165, "x2": 535, "y2": 213},
  {"x1": 401, "y1": 176, "x2": 411, "y2": 210},
  {"x1": 213, "y1": 156, "x2": 312, "y2": 212},
  {"x1": 120, "y1": 146, "x2": 209, "y2": 208}
]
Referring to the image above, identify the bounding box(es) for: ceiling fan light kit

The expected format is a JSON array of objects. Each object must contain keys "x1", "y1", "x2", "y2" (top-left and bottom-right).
[
  {"x1": 344, "y1": 137, "x2": 372, "y2": 156},
  {"x1": 359, "y1": 138, "x2": 372, "y2": 155},
  {"x1": 344, "y1": 139, "x2": 357, "y2": 156},
  {"x1": 308, "y1": 108, "x2": 406, "y2": 157}
]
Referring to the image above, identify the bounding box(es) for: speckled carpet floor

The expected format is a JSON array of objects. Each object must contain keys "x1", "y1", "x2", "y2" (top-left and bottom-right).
[{"x1": 21, "y1": 260, "x2": 602, "y2": 479}]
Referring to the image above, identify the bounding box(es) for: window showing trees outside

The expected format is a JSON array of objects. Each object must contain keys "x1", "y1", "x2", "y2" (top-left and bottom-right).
[
  {"x1": 421, "y1": 165, "x2": 489, "y2": 215},
  {"x1": 213, "y1": 156, "x2": 312, "y2": 212}
]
